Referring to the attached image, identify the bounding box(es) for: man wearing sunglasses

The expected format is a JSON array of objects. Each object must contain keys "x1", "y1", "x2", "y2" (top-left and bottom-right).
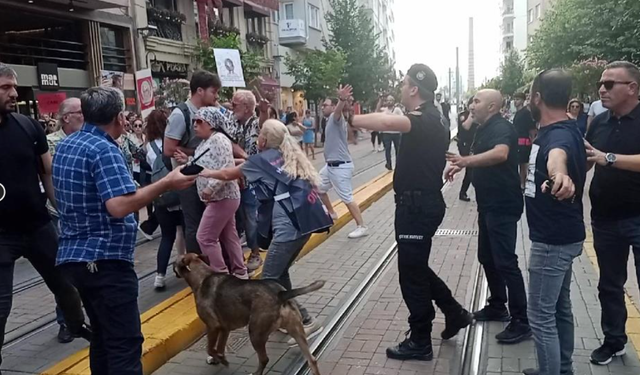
[{"x1": 584, "y1": 61, "x2": 640, "y2": 366}]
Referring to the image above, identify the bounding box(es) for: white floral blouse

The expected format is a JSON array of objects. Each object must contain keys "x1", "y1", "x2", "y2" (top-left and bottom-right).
[{"x1": 195, "y1": 132, "x2": 240, "y2": 202}]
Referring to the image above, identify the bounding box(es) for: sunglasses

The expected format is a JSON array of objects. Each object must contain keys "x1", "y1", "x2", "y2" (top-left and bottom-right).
[
  {"x1": 133, "y1": 124, "x2": 143, "y2": 128},
  {"x1": 598, "y1": 80, "x2": 633, "y2": 90}
]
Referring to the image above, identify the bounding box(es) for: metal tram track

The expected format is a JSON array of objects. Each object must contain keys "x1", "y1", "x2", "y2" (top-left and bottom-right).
[{"x1": 286, "y1": 177, "x2": 489, "y2": 375}]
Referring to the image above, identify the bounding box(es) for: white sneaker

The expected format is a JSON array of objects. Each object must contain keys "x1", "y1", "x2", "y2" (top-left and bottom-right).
[
  {"x1": 154, "y1": 274, "x2": 165, "y2": 289},
  {"x1": 287, "y1": 318, "x2": 323, "y2": 347},
  {"x1": 377, "y1": 145, "x2": 384, "y2": 152},
  {"x1": 329, "y1": 212, "x2": 339, "y2": 221},
  {"x1": 234, "y1": 272, "x2": 249, "y2": 280},
  {"x1": 348, "y1": 226, "x2": 369, "y2": 239}
]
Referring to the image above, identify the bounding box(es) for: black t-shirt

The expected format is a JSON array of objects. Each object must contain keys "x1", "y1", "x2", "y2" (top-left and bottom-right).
[
  {"x1": 513, "y1": 107, "x2": 536, "y2": 140},
  {"x1": 471, "y1": 114, "x2": 523, "y2": 215},
  {"x1": 586, "y1": 103, "x2": 640, "y2": 220},
  {"x1": 0, "y1": 114, "x2": 51, "y2": 232},
  {"x1": 394, "y1": 102, "x2": 448, "y2": 194},
  {"x1": 525, "y1": 121, "x2": 586, "y2": 244}
]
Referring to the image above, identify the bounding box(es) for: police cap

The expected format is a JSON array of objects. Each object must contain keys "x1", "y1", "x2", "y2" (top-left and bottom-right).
[{"x1": 407, "y1": 64, "x2": 438, "y2": 93}]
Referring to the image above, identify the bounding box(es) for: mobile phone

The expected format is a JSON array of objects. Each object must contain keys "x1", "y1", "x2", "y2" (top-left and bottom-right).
[{"x1": 180, "y1": 148, "x2": 209, "y2": 176}]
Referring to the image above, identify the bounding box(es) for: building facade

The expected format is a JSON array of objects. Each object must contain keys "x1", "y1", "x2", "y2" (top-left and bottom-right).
[
  {"x1": 358, "y1": 0, "x2": 395, "y2": 62},
  {"x1": 526, "y1": 0, "x2": 555, "y2": 45}
]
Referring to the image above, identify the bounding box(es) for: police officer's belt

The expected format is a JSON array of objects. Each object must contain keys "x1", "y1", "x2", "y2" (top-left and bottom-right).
[{"x1": 394, "y1": 191, "x2": 440, "y2": 207}]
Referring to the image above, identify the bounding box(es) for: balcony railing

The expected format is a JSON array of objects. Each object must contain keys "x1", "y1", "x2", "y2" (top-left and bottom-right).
[
  {"x1": 147, "y1": 6, "x2": 185, "y2": 42},
  {"x1": 279, "y1": 19, "x2": 306, "y2": 45}
]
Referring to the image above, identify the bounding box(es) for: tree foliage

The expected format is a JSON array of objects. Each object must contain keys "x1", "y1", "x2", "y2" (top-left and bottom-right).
[
  {"x1": 284, "y1": 49, "x2": 347, "y2": 103},
  {"x1": 326, "y1": 0, "x2": 395, "y2": 103},
  {"x1": 527, "y1": 0, "x2": 640, "y2": 70},
  {"x1": 569, "y1": 59, "x2": 608, "y2": 99},
  {"x1": 499, "y1": 49, "x2": 526, "y2": 96}
]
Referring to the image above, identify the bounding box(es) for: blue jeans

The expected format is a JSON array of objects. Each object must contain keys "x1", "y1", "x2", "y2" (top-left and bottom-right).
[
  {"x1": 261, "y1": 235, "x2": 311, "y2": 323},
  {"x1": 240, "y1": 187, "x2": 259, "y2": 251},
  {"x1": 592, "y1": 215, "x2": 640, "y2": 349},
  {"x1": 528, "y1": 241, "x2": 583, "y2": 375}
]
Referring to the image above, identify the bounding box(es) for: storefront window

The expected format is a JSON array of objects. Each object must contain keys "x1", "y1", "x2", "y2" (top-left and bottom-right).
[{"x1": 100, "y1": 25, "x2": 127, "y2": 72}]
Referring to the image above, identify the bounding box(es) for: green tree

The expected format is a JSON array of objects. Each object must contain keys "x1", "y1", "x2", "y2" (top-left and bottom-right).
[
  {"x1": 192, "y1": 34, "x2": 265, "y2": 100},
  {"x1": 499, "y1": 49, "x2": 526, "y2": 96},
  {"x1": 527, "y1": 0, "x2": 640, "y2": 70},
  {"x1": 326, "y1": 0, "x2": 395, "y2": 103},
  {"x1": 284, "y1": 49, "x2": 346, "y2": 104}
]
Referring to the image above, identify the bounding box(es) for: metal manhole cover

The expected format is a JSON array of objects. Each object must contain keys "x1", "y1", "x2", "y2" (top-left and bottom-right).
[
  {"x1": 435, "y1": 229, "x2": 478, "y2": 236},
  {"x1": 192, "y1": 329, "x2": 250, "y2": 353}
]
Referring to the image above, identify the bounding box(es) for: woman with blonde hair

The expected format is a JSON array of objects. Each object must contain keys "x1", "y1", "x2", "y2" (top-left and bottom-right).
[{"x1": 200, "y1": 119, "x2": 325, "y2": 344}]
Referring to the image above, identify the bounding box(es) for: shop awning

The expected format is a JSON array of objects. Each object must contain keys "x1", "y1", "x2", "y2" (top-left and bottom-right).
[
  {"x1": 222, "y1": 0, "x2": 243, "y2": 7},
  {"x1": 260, "y1": 76, "x2": 279, "y2": 87}
]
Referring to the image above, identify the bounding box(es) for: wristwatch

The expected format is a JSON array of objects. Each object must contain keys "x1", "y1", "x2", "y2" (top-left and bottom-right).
[{"x1": 605, "y1": 153, "x2": 617, "y2": 167}]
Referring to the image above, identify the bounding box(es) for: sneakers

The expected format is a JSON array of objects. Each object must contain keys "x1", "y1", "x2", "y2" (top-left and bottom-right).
[
  {"x1": 287, "y1": 318, "x2": 323, "y2": 347},
  {"x1": 154, "y1": 274, "x2": 166, "y2": 289},
  {"x1": 377, "y1": 145, "x2": 384, "y2": 152},
  {"x1": 57, "y1": 324, "x2": 74, "y2": 344},
  {"x1": 459, "y1": 194, "x2": 471, "y2": 202},
  {"x1": 246, "y1": 253, "x2": 263, "y2": 272},
  {"x1": 234, "y1": 272, "x2": 249, "y2": 280},
  {"x1": 138, "y1": 224, "x2": 153, "y2": 241},
  {"x1": 385, "y1": 163, "x2": 392, "y2": 171},
  {"x1": 348, "y1": 226, "x2": 369, "y2": 239},
  {"x1": 441, "y1": 309, "x2": 474, "y2": 340},
  {"x1": 386, "y1": 338, "x2": 433, "y2": 361},
  {"x1": 473, "y1": 306, "x2": 511, "y2": 322},
  {"x1": 73, "y1": 323, "x2": 93, "y2": 341},
  {"x1": 495, "y1": 320, "x2": 532, "y2": 344},
  {"x1": 329, "y1": 212, "x2": 339, "y2": 221},
  {"x1": 590, "y1": 343, "x2": 626, "y2": 365}
]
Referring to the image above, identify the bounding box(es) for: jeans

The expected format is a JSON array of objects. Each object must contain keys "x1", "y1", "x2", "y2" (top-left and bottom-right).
[
  {"x1": 395, "y1": 196, "x2": 463, "y2": 343},
  {"x1": 261, "y1": 235, "x2": 312, "y2": 323},
  {"x1": 155, "y1": 206, "x2": 184, "y2": 275},
  {"x1": 528, "y1": 241, "x2": 583, "y2": 375},
  {"x1": 239, "y1": 187, "x2": 259, "y2": 251},
  {"x1": 592, "y1": 215, "x2": 640, "y2": 349},
  {"x1": 178, "y1": 184, "x2": 205, "y2": 254},
  {"x1": 0, "y1": 222, "x2": 85, "y2": 367},
  {"x1": 60, "y1": 260, "x2": 144, "y2": 375},
  {"x1": 197, "y1": 199, "x2": 247, "y2": 276},
  {"x1": 382, "y1": 133, "x2": 401, "y2": 168},
  {"x1": 478, "y1": 211, "x2": 528, "y2": 323}
]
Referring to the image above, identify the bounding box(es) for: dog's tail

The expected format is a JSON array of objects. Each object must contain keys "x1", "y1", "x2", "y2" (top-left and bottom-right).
[{"x1": 278, "y1": 280, "x2": 325, "y2": 302}]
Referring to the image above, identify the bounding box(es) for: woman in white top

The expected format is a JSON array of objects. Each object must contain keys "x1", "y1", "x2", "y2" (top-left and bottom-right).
[
  {"x1": 144, "y1": 110, "x2": 186, "y2": 289},
  {"x1": 175, "y1": 107, "x2": 248, "y2": 279}
]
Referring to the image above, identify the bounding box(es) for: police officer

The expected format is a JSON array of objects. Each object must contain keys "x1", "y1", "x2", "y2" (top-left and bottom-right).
[{"x1": 352, "y1": 64, "x2": 472, "y2": 361}]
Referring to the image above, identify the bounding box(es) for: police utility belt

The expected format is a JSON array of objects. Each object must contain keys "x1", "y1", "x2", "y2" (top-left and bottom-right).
[
  {"x1": 326, "y1": 161, "x2": 352, "y2": 167},
  {"x1": 394, "y1": 190, "x2": 440, "y2": 208}
]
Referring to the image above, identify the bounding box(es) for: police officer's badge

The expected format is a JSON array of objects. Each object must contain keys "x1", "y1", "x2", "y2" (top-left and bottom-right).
[
  {"x1": 416, "y1": 71, "x2": 426, "y2": 81},
  {"x1": 0, "y1": 183, "x2": 5, "y2": 202}
]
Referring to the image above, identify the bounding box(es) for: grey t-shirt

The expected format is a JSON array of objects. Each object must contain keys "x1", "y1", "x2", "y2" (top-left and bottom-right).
[
  {"x1": 323, "y1": 113, "x2": 352, "y2": 162},
  {"x1": 165, "y1": 100, "x2": 201, "y2": 150},
  {"x1": 242, "y1": 157, "x2": 302, "y2": 243}
]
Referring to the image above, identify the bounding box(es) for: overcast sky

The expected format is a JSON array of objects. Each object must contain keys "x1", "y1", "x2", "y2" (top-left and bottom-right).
[{"x1": 394, "y1": 0, "x2": 502, "y2": 93}]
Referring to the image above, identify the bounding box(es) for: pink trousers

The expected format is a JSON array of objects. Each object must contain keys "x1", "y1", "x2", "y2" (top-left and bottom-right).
[{"x1": 196, "y1": 198, "x2": 247, "y2": 276}]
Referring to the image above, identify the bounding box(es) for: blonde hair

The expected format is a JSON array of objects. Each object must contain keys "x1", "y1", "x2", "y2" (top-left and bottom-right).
[
  {"x1": 234, "y1": 90, "x2": 257, "y2": 112},
  {"x1": 261, "y1": 119, "x2": 320, "y2": 186}
]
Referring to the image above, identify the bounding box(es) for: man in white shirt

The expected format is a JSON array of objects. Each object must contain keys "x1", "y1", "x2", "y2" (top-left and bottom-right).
[
  {"x1": 377, "y1": 95, "x2": 403, "y2": 170},
  {"x1": 587, "y1": 99, "x2": 607, "y2": 130}
]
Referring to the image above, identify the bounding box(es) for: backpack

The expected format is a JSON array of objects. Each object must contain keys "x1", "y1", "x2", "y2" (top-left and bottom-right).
[
  {"x1": 249, "y1": 149, "x2": 333, "y2": 249},
  {"x1": 11, "y1": 113, "x2": 44, "y2": 173},
  {"x1": 149, "y1": 141, "x2": 180, "y2": 208},
  {"x1": 170, "y1": 102, "x2": 192, "y2": 148}
]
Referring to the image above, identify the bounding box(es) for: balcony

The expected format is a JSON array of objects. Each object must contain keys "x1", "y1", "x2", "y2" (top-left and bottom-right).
[
  {"x1": 146, "y1": 6, "x2": 185, "y2": 42},
  {"x1": 502, "y1": 7, "x2": 515, "y2": 19},
  {"x1": 279, "y1": 19, "x2": 306, "y2": 46}
]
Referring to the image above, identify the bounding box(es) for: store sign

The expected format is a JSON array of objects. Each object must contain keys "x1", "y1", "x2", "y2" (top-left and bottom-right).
[
  {"x1": 37, "y1": 63, "x2": 60, "y2": 90},
  {"x1": 151, "y1": 61, "x2": 188, "y2": 76},
  {"x1": 136, "y1": 68, "x2": 155, "y2": 118},
  {"x1": 36, "y1": 92, "x2": 67, "y2": 113}
]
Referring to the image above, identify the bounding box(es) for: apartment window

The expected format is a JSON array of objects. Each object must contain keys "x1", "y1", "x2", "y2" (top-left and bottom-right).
[
  {"x1": 535, "y1": 4, "x2": 541, "y2": 19},
  {"x1": 272, "y1": 10, "x2": 279, "y2": 23},
  {"x1": 283, "y1": 2, "x2": 294, "y2": 20},
  {"x1": 308, "y1": 4, "x2": 320, "y2": 29},
  {"x1": 528, "y1": 8, "x2": 533, "y2": 23},
  {"x1": 506, "y1": 41, "x2": 513, "y2": 50},
  {"x1": 152, "y1": 0, "x2": 176, "y2": 11}
]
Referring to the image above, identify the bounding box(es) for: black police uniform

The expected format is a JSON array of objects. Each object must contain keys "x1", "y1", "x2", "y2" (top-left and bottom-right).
[{"x1": 393, "y1": 101, "x2": 465, "y2": 345}]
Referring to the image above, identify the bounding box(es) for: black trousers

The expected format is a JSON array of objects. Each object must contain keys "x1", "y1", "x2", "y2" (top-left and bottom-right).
[
  {"x1": 458, "y1": 145, "x2": 473, "y2": 196},
  {"x1": 60, "y1": 260, "x2": 144, "y2": 375},
  {"x1": 382, "y1": 133, "x2": 401, "y2": 168},
  {"x1": 592, "y1": 215, "x2": 640, "y2": 349},
  {"x1": 178, "y1": 184, "x2": 205, "y2": 254},
  {"x1": 371, "y1": 131, "x2": 383, "y2": 146},
  {"x1": 0, "y1": 222, "x2": 85, "y2": 366},
  {"x1": 395, "y1": 197, "x2": 462, "y2": 343},
  {"x1": 477, "y1": 211, "x2": 528, "y2": 323},
  {"x1": 154, "y1": 207, "x2": 184, "y2": 275}
]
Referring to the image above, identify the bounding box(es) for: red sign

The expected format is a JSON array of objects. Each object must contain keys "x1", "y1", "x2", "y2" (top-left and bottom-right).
[
  {"x1": 136, "y1": 69, "x2": 155, "y2": 117},
  {"x1": 36, "y1": 92, "x2": 67, "y2": 114}
]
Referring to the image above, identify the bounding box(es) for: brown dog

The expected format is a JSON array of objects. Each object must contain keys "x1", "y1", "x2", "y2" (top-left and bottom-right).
[{"x1": 174, "y1": 253, "x2": 324, "y2": 375}]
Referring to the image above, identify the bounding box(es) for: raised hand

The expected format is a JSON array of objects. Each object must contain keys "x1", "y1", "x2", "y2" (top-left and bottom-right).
[{"x1": 337, "y1": 84, "x2": 353, "y2": 101}]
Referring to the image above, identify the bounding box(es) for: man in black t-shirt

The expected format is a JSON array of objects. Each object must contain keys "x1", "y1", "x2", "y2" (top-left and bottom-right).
[
  {"x1": 584, "y1": 61, "x2": 640, "y2": 365},
  {"x1": 456, "y1": 96, "x2": 478, "y2": 201},
  {"x1": 512, "y1": 92, "x2": 538, "y2": 189},
  {"x1": 446, "y1": 89, "x2": 531, "y2": 345},
  {"x1": 0, "y1": 64, "x2": 88, "y2": 365},
  {"x1": 522, "y1": 70, "x2": 587, "y2": 375},
  {"x1": 352, "y1": 64, "x2": 471, "y2": 362}
]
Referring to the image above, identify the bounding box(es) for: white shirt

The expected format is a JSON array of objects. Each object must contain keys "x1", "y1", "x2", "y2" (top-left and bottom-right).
[
  {"x1": 380, "y1": 106, "x2": 404, "y2": 134},
  {"x1": 588, "y1": 100, "x2": 607, "y2": 117},
  {"x1": 145, "y1": 139, "x2": 163, "y2": 166}
]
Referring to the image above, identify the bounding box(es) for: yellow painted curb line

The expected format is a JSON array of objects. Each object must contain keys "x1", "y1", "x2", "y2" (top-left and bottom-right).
[
  {"x1": 42, "y1": 171, "x2": 394, "y2": 375},
  {"x1": 583, "y1": 230, "x2": 640, "y2": 358}
]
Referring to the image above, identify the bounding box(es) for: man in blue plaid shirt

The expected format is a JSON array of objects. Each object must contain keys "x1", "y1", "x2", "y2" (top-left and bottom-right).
[{"x1": 53, "y1": 87, "x2": 197, "y2": 375}]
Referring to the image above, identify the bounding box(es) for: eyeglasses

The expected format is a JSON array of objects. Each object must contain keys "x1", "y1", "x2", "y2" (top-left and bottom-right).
[
  {"x1": 570, "y1": 105, "x2": 580, "y2": 109},
  {"x1": 133, "y1": 124, "x2": 143, "y2": 128},
  {"x1": 63, "y1": 110, "x2": 83, "y2": 116},
  {"x1": 598, "y1": 80, "x2": 633, "y2": 91}
]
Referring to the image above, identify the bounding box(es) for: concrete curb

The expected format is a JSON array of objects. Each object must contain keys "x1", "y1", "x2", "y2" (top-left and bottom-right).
[{"x1": 41, "y1": 171, "x2": 394, "y2": 375}]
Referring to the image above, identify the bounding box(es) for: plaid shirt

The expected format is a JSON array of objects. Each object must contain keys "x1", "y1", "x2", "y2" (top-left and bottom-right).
[{"x1": 53, "y1": 123, "x2": 138, "y2": 265}]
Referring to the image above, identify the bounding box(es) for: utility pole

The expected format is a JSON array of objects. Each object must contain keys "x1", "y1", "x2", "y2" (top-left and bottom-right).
[
  {"x1": 448, "y1": 68, "x2": 452, "y2": 100},
  {"x1": 456, "y1": 47, "x2": 460, "y2": 106}
]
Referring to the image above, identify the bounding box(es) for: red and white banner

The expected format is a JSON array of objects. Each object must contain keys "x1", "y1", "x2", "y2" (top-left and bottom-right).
[
  {"x1": 136, "y1": 69, "x2": 155, "y2": 118},
  {"x1": 36, "y1": 92, "x2": 67, "y2": 114}
]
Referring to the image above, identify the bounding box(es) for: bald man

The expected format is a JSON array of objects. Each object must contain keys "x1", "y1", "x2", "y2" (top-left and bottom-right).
[{"x1": 446, "y1": 89, "x2": 531, "y2": 344}]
